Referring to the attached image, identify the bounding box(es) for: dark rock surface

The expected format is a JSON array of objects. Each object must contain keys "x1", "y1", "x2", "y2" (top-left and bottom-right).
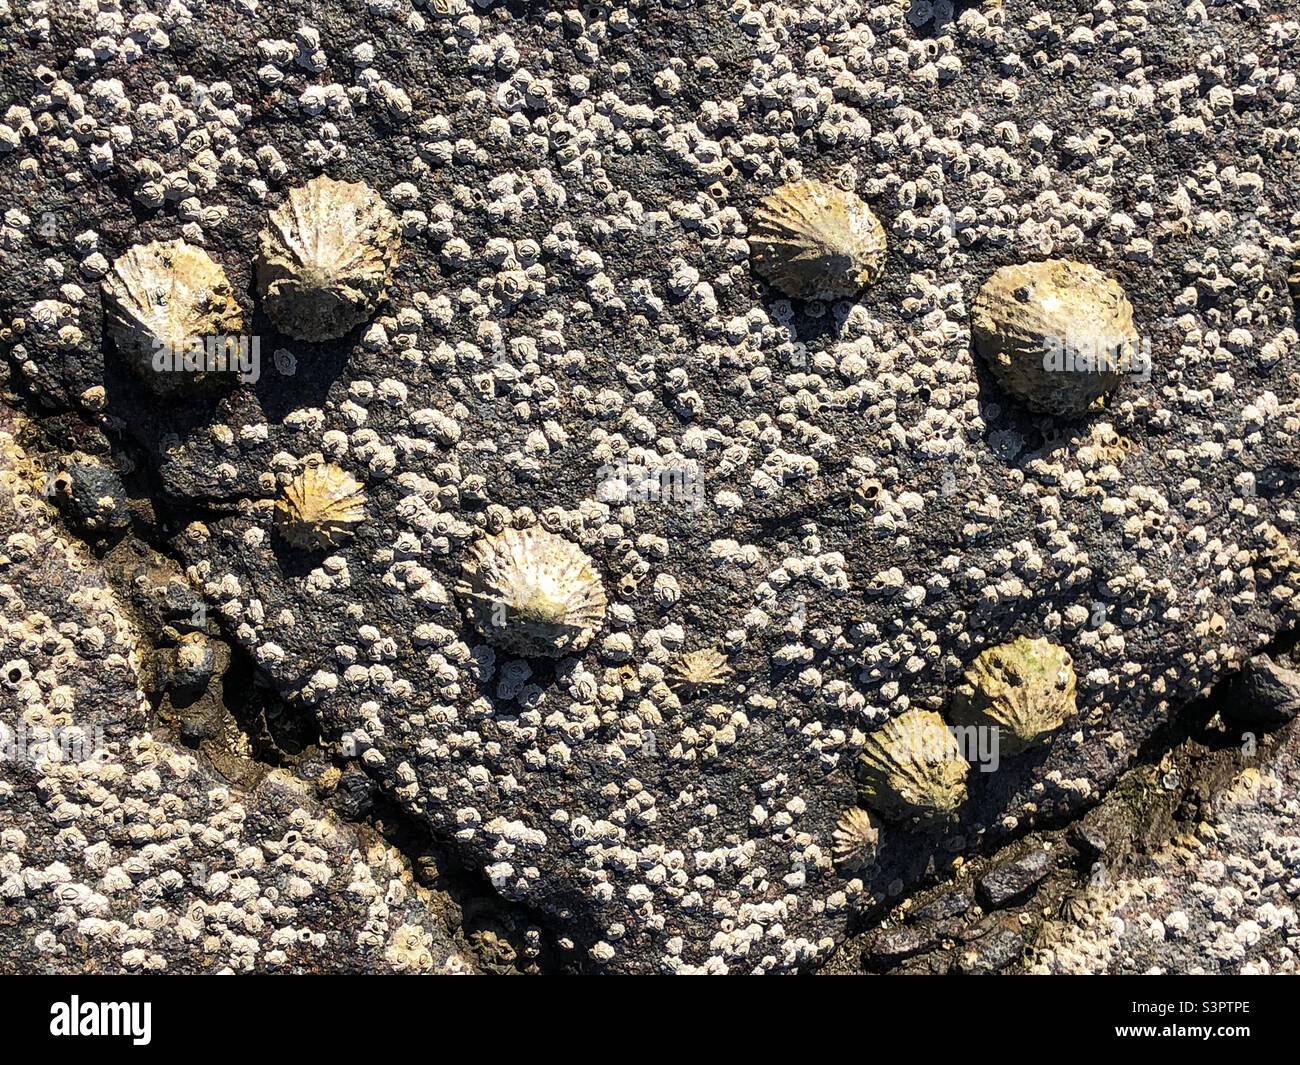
[
  {"x1": 976, "y1": 847, "x2": 1050, "y2": 909},
  {"x1": 1224, "y1": 654, "x2": 1300, "y2": 727}
]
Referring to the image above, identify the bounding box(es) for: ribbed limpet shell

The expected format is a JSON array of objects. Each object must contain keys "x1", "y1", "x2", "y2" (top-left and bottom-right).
[
  {"x1": 749, "y1": 179, "x2": 887, "y2": 300},
  {"x1": 257, "y1": 175, "x2": 401, "y2": 341},
  {"x1": 275, "y1": 462, "x2": 367, "y2": 549},
  {"x1": 101, "y1": 239, "x2": 243, "y2": 389},
  {"x1": 455, "y1": 527, "x2": 607, "y2": 658},
  {"x1": 832, "y1": 807, "x2": 881, "y2": 873},
  {"x1": 951, "y1": 636, "x2": 1077, "y2": 756},
  {"x1": 857, "y1": 709, "x2": 969, "y2": 826},
  {"x1": 668, "y1": 648, "x2": 733, "y2": 698},
  {"x1": 972, "y1": 258, "x2": 1139, "y2": 416}
]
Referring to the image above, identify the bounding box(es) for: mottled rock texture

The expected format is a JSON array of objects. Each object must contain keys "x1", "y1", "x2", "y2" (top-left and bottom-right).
[{"x1": 0, "y1": 410, "x2": 471, "y2": 973}]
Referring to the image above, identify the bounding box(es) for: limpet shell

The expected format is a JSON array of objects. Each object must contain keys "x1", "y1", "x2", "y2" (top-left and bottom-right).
[
  {"x1": 101, "y1": 239, "x2": 243, "y2": 389},
  {"x1": 749, "y1": 179, "x2": 887, "y2": 300},
  {"x1": 857, "y1": 709, "x2": 969, "y2": 826},
  {"x1": 275, "y1": 462, "x2": 367, "y2": 549},
  {"x1": 257, "y1": 175, "x2": 401, "y2": 341},
  {"x1": 455, "y1": 527, "x2": 607, "y2": 658},
  {"x1": 832, "y1": 807, "x2": 881, "y2": 873},
  {"x1": 972, "y1": 258, "x2": 1139, "y2": 416},
  {"x1": 951, "y1": 636, "x2": 1077, "y2": 756},
  {"x1": 668, "y1": 648, "x2": 733, "y2": 698}
]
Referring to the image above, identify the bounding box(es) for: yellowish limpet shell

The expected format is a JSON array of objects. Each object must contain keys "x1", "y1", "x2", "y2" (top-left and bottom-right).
[
  {"x1": 972, "y1": 258, "x2": 1140, "y2": 416},
  {"x1": 257, "y1": 175, "x2": 401, "y2": 341},
  {"x1": 275, "y1": 462, "x2": 367, "y2": 550},
  {"x1": 749, "y1": 179, "x2": 887, "y2": 300},
  {"x1": 857, "y1": 708, "x2": 969, "y2": 826},
  {"x1": 101, "y1": 239, "x2": 243, "y2": 389},
  {"x1": 951, "y1": 635, "x2": 1078, "y2": 756}
]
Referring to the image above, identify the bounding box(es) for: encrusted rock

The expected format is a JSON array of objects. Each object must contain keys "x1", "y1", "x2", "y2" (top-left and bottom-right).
[
  {"x1": 857, "y1": 709, "x2": 969, "y2": 826},
  {"x1": 101, "y1": 239, "x2": 243, "y2": 389},
  {"x1": 455, "y1": 527, "x2": 607, "y2": 658},
  {"x1": 749, "y1": 179, "x2": 887, "y2": 300},
  {"x1": 257, "y1": 175, "x2": 401, "y2": 341},
  {"x1": 274, "y1": 462, "x2": 367, "y2": 549},
  {"x1": 972, "y1": 258, "x2": 1140, "y2": 415},
  {"x1": 951, "y1": 636, "x2": 1078, "y2": 756}
]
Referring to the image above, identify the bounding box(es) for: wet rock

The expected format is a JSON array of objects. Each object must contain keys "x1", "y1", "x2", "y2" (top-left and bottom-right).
[
  {"x1": 1224, "y1": 655, "x2": 1300, "y2": 728},
  {"x1": 860, "y1": 926, "x2": 937, "y2": 970},
  {"x1": 1068, "y1": 823, "x2": 1110, "y2": 860},
  {"x1": 911, "y1": 888, "x2": 974, "y2": 923},
  {"x1": 977, "y1": 849, "x2": 1052, "y2": 909},
  {"x1": 956, "y1": 925, "x2": 1025, "y2": 974},
  {"x1": 50, "y1": 452, "x2": 130, "y2": 538}
]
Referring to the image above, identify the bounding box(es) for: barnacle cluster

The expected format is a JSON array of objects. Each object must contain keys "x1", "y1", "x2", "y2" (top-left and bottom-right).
[
  {"x1": 101, "y1": 239, "x2": 243, "y2": 389},
  {"x1": 951, "y1": 636, "x2": 1078, "y2": 755},
  {"x1": 748, "y1": 179, "x2": 887, "y2": 300},
  {"x1": 257, "y1": 175, "x2": 401, "y2": 341},
  {"x1": 972, "y1": 258, "x2": 1139, "y2": 416},
  {"x1": 274, "y1": 462, "x2": 368, "y2": 550},
  {"x1": 455, "y1": 528, "x2": 608, "y2": 658}
]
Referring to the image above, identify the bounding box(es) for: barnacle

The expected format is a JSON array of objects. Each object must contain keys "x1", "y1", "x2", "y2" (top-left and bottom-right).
[
  {"x1": 256, "y1": 175, "x2": 401, "y2": 341},
  {"x1": 275, "y1": 462, "x2": 367, "y2": 550},
  {"x1": 832, "y1": 807, "x2": 881, "y2": 873},
  {"x1": 748, "y1": 179, "x2": 887, "y2": 300},
  {"x1": 668, "y1": 648, "x2": 734, "y2": 698},
  {"x1": 857, "y1": 709, "x2": 969, "y2": 826},
  {"x1": 972, "y1": 258, "x2": 1140, "y2": 416},
  {"x1": 101, "y1": 239, "x2": 243, "y2": 388},
  {"x1": 455, "y1": 527, "x2": 607, "y2": 658},
  {"x1": 951, "y1": 636, "x2": 1078, "y2": 756}
]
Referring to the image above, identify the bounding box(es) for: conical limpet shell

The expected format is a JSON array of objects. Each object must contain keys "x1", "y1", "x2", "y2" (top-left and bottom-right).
[
  {"x1": 257, "y1": 175, "x2": 401, "y2": 341},
  {"x1": 101, "y1": 239, "x2": 243, "y2": 389},
  {"x1": 857, "y1": 709, "x2": 969, "y2": 826},
  {"x1": 455, "y1": 527, "x2": 607, "y2": 658},
  {"x1": 972, "y1": 258, "x2": 1140, "y2": 416},
  {"x1": 951, "y1": 635, "x2": 1077, "y2": 756},
  {"x1": 275, "y1": 462, "x2": 367, "y2": 549},
  {"x1": 749, "y1": 179, "x2": 887, "y2": 300}
]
